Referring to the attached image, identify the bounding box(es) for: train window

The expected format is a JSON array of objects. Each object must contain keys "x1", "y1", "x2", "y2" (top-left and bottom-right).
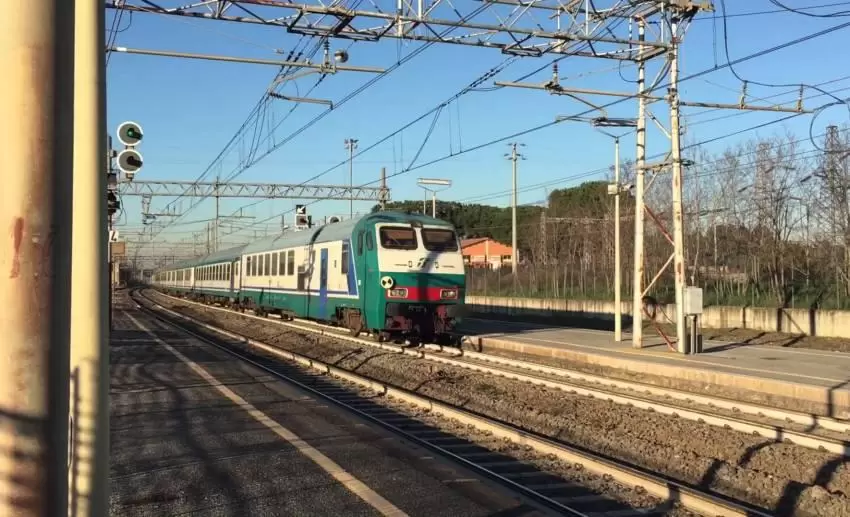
[
  {"x1": 287, "y1": 250, "x2": 295, "y2": 276},
  {"x1": 264, "y1": 254, "x2": 270, "y2": 276},
  {"x1": 272, "y1": 252, "x2": 279, "y2": 276},
  {"x1": 247, "y1": 257, "x2": 252, "y2": 277},
  {"x1": 341, "y1": 242, "x2": 350, "y2": 274},
  {"x1": 276, "y1": 252, "x2": 283, "y2": 276},
  {"x1": 365, "y1": 232, "x2": 374, "y2": 251},
  {"x1": 378, "y1": 227, "x2": 417, "y2": 250},
  {"x1": 357, "y1": 232, "x2": 364, "y2": 255},
  {"x1": 421, "y1": 228, "x2": 459, "y2": 252}
]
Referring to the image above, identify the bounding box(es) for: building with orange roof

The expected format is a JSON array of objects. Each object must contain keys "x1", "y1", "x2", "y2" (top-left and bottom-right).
[{"x1": 460, "y1": 237, "x2": 514, "y2": 270}]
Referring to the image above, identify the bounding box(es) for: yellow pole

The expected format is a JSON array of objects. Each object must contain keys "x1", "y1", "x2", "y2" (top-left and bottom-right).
[
  {"x1": 70, "y1": 0, "x2": 108, "y2": 514},
  {"x1": 0, "y1": 0, "x2": 75, "y2": 515}
]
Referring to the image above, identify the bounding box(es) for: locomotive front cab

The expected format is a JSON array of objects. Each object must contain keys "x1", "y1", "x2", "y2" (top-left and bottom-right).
[{"x1": 371, "y1": 218, "x2": 466, "y2": 344}]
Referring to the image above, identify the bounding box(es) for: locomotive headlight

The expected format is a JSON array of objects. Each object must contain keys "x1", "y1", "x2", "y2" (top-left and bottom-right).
[
  {"x1": 388, "y1": 288, "x2": 408, "y2": 298},
  {"x1": 380, "y1": 275, "x2": 395, "y2": 289},
  {"x1": 440, "y1": 288, "x2": 458, "y2": 300}
]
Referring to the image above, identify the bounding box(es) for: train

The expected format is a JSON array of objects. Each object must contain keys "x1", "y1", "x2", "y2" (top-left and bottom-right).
[{"x1": 150, "y1": 211, "x2": 466, "y2": 344}]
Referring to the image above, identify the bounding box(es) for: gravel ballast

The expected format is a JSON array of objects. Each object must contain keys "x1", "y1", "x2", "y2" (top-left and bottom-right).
[{"x1": 147, "y1": 291, "x2": 850, "y2": 517}]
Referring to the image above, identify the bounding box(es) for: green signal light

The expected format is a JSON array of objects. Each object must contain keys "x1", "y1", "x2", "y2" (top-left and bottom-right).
[{"x1": 125, "y1": 127, "x2": 142, "y2": 140}]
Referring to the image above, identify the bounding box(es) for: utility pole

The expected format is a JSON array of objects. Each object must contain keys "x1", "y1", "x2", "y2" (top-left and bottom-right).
[
  {"x1": 614, "y1": 137, "x2": 623, "y2": 341},
  {"x1": 71, "y1": 0, "x2": 110, "y2": 514},
  {"x1": 215, "y1": 174, "x2": 220, "y2": 252},
  {"x1": 632, "y1": 17, "x2": 647, "y2": 350},
  {"x1": 669, "y1": 16, "x2": 687, "y2": 354},
  {"x1": 2, "y1": 2, "x2": 74, "y2": 516},
  {"x1": 345, "y1": 138, "x2": 358, "y2": 219},
  {"x1": 379, "y1": 167, "x2": 389, "y2": 211},
  {"x1": 505, "y1": 143, "x2": 525, "y2": 276}
]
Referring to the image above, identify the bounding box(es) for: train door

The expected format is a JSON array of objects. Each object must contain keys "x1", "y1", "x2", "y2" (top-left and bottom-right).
[
  {"x1": 361, "y1": 229, "x2": 379, "y2": 329},
  {"x1": 319, "y1": 248, "x2": 329, "y2": 320},
  {"x1": 355, "y1": 230, "x2": 368, "y2": 313}
]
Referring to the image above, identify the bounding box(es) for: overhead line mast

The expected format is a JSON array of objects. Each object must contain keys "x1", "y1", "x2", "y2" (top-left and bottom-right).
[{"x1": 113, "y1": 0, "x2": 815, "y2": 355}]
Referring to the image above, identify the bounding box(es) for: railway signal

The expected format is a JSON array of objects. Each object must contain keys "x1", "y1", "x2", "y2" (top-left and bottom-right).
[
  {"x1": 295, "y1": 204, "x2": 312, "y2": 228},
  {"x1": 117, "y1": 120, "x2": 144, "y2": 147},
  {"x1": 115, "y1": 121, "x2": 144, "y2": 180},
  {"x1": 117, "y1": 148, "x2": 143, "y2": 179}
]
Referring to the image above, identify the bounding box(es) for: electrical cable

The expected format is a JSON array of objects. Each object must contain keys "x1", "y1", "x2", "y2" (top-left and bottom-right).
[
  {"x1": 157, "y1": 10, "x2": 850, "y2": 246},
  {"x1": 765, "y1": 0, "x2": 850, "y2": 18},
  {"x1": 718, "y1": 0, "x2": 850, "y2": 153},
  {"x1": 137, "y1": 2, "x2": 496, "y2": 251}
]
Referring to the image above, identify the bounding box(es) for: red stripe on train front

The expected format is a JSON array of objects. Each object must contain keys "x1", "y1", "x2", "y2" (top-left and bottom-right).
[{"x1": 385, "y1": 286, "x2": 460, "y2": 302}]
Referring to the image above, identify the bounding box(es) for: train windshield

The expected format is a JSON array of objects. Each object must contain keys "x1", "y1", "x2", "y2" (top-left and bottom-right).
[
  {"x1": 421, "y1": 228, "x2": 458, "y2": 252},
  {"x1": 379, "y1": 226, "x2": 418, "y2": 250}
]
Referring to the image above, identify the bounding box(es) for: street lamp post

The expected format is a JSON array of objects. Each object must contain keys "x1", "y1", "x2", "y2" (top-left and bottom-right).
[
  {"x1": 416, "y1": 178, "x2": 452, "y2": 218},
  {"x1": 591, "y1": 117, "x2": 637, "y2": 343},
  {"x1": 553, "y1": 115, "x2": 637, "y2": 342}
]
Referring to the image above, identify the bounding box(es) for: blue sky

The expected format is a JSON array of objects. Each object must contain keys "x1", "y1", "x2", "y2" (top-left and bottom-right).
[{"x1": 106, "y1": 1, "x2": 850, "y2": 255}]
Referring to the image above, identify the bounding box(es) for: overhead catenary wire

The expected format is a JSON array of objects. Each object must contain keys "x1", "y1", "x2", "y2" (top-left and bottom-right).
[
  {"x1": 142, "y1": 9, "x2": 850, "y2": 254},
  {"x1": 214, "y1": 18, "x2": 850, "y2": 239},
  {"x1": 139, "y1": 1, "x2": 494, "y2": 250},
  {"x1": 205, "y1": 17, "x2": 631, "y2": 236},
  {"x1": 717, "y1": 0, "x2": 850, "y2": 153}
]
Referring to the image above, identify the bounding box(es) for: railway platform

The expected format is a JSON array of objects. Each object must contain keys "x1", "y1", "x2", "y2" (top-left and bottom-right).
[
  {"x1": 458, "y1": 316, "x2": 850, "y2": 417},
  {"x1": 109, "y1": 298, "x2": 545, "y2": 517}
]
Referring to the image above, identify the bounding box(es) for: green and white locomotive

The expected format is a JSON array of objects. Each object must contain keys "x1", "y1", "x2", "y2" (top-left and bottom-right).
[{"x1": 151, "y1": 211, "x2": 466, "y2": 344}]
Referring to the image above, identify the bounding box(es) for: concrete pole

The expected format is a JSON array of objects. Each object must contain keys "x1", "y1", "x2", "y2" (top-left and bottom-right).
[
  {"x1": 1, "y1": 0, "x2": 75, "y2": 515},
  {"x1": 345, "y1": 138, "x2": 357, "y2": 219},
  {"x1": 215, "y1": 175, "x2": 220, "y2": 252},
  {"x1": 614, "y1": 137, "x2": 622, "y2": 342},
  {"x1": 379, "y1": 167, "x2": 388, "y2": 211},
  {"x1": 511, "y1": 144, "x2": 518, "y2": 276},
  {"x1": 631, "y1": 18, "x2": 646, "y2": 349},
  {"x1": 70, "y1": 0, "x2": 109, "y2": 512},
  {"x1": 669, "y1": 19, "x2": 687, "y2": 354}
]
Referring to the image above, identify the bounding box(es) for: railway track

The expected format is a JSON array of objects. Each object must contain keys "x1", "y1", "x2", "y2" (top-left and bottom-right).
[
  {"x1": 137, "y1": 289, "x2": 771, "y2": 517},
  {"x1": 151, "y1": 289, "x2": 850, "y2": 458}
]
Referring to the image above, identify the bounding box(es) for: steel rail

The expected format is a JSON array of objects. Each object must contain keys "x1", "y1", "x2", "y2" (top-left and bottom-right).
[
  {"x1": 153, "y1": 289, "x2": 850, "y2": 456},
  {"x1": 131, "y1": 292, "x2": 586, "y2": 517},
  {"x1": 140, "y1": 289, "x2": 772, "y2": 517}
]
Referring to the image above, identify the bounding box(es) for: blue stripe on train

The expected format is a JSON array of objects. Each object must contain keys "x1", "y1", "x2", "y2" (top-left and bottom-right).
[{"x1": 345, "y1": 238, "x2": 358, "y2": 296}]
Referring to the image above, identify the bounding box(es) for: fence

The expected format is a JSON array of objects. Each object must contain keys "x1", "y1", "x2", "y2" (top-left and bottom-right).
[{"x1": 465, "y1": 294, "x2": 850, "y2": 339}]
